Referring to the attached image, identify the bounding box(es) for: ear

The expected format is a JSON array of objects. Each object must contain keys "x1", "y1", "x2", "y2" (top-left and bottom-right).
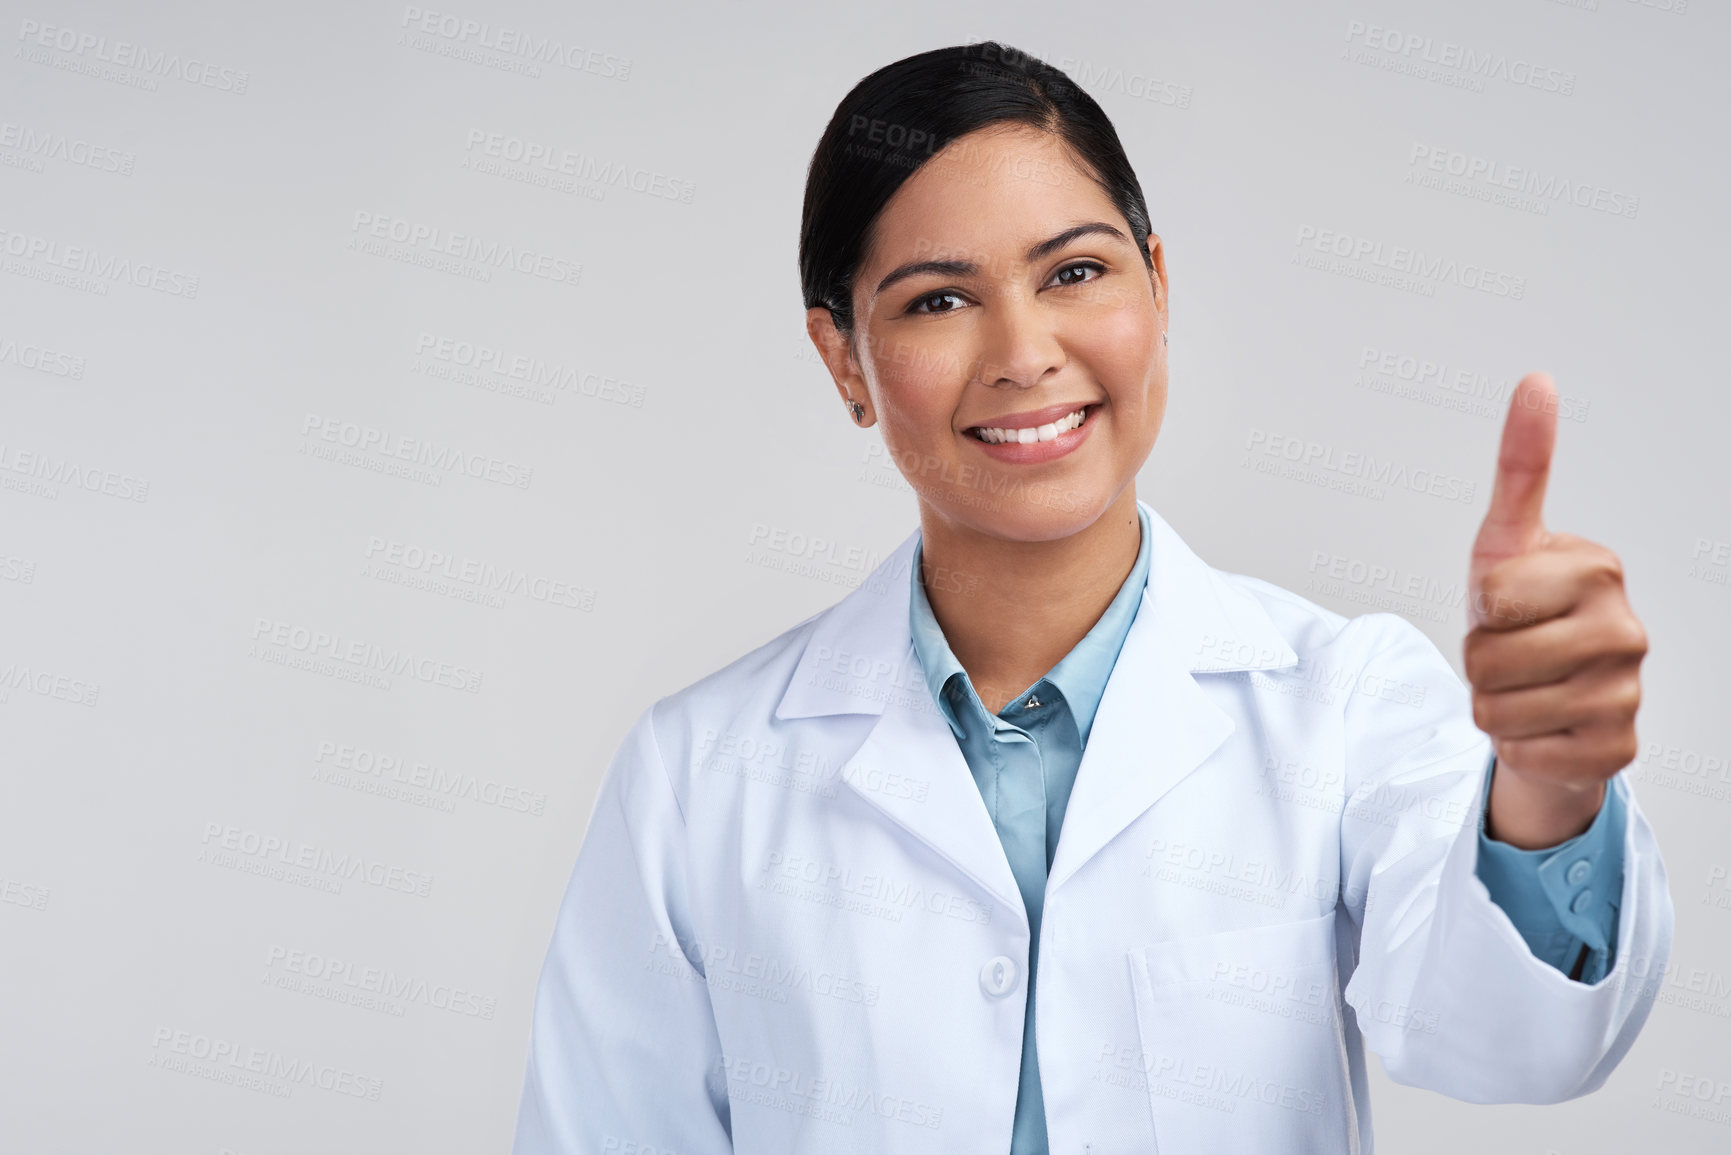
[
  {"x1": 805, "y1": 306, "x2": 873, "y2": 425},
  {"x1": 1144, "y1": 232, "x2": 1168, "y2": 317}
]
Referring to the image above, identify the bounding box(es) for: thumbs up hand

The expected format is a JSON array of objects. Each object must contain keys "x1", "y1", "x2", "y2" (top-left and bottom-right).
[{"x1": 1464, "y1": 372, "x2": 1648, "y2": 849}]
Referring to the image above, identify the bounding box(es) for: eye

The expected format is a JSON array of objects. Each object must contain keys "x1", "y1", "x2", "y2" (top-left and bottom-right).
[
  {"x1": 1049, "y1": 260, "x2": 1105, "y2": 288},
  {"x1": 909, "y1": 290, "x2": 969, "y2": 315}
]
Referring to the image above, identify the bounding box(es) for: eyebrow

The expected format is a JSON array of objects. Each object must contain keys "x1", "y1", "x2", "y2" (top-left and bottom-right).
[{"x1": 872, "y1": 221, "x2": 1131, "y2": 298}]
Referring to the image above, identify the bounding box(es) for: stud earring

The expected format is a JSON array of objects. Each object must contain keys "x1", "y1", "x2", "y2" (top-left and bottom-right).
[
  {"x1": 1162, "y1": 331, "x2": 1169, "y2": 346},
  {"x1": 847, "y1": 399, "x2": 865, "y2": 423}
]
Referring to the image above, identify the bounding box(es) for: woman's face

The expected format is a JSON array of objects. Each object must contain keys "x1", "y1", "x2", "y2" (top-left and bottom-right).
[{"x1": 808, "y1": 123, "x2": 1169, "y2": 543}]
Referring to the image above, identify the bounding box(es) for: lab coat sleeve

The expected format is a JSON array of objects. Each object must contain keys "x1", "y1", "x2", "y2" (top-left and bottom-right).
[
  {"x1": 1336, "y1": 613, "x2": 1674, "y2": 1105},
  {"x1": 512, "y1": 701, "x2": 733, "y2": 1154},
  {"x1": 1475, "y1": 754, "x2": 1628, "y2": 983}
]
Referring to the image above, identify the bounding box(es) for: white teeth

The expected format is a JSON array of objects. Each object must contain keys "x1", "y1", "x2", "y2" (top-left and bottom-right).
[{"x1": 976, "y1": 407, "x2": 1088, "y2": 444}]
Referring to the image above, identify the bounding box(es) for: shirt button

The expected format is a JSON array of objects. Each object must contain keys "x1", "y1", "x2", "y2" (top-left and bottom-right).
[
  {"x1": 1566, "y1": 859, "x2": 1592, "y2": 887},
  {"x1": 1570, "y1": 889, "x2": 1594, "y2": 915},
  {"x1": 980, "y1": 956, "x2": 1018, "y2": 998}
]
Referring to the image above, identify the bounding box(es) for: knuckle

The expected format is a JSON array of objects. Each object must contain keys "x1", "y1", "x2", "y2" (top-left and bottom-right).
[
  {"x1": 1588, "y1": 549, "x2": 1625, "y2": 587},
  {"x1": 1586, "y1": 613, "x2": 1645, "y2": 664},
  {"x1": 1463, "y1": 633, "x2": 1510, "y2": 687},
  {"x1": 1622, "y1": 615, "x2": 1650, "y2": 659},
  {"x1": 1462, "y1": 640, "x2": 1487, "y2": 686},
  {"x1": 1618, "y1": 677, "x2": 1642, "y2": 718}
]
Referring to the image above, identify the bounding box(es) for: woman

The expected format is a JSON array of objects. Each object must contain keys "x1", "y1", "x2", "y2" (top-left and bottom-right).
[{"x1": 513, "y1": 42, "x2": 1670, "y2": 1154}]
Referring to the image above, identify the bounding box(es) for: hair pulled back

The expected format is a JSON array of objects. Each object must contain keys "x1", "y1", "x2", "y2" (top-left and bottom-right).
[{"x1": 799, "y1": 41, "x2": 1154, "y2": 336}]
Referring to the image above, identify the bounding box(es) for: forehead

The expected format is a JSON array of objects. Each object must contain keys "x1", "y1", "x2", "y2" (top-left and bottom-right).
[{"x1": 861, "y1": 124, "x2": 1122, "y2": 273}]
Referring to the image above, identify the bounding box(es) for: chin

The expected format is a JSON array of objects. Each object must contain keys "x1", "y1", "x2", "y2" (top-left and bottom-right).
[{"x1": 935, "y1": 481, "x2": 1116, "y2": 543}]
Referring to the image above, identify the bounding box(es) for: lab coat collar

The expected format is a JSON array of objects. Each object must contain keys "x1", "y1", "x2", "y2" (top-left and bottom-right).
[
  {"x1": 906, "y1": 500, "x2": 1155, "y2": 746},
  {"x1": 772, "y1": 499, "x2": 1301, "y2": 915}
]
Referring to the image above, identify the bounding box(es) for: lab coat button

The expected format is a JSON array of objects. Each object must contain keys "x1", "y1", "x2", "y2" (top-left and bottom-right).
[
  {"x1": 1570, "y1": 889, "x2": 1594, "y2": 915},
  {"x1": 980, "y1": 956, "x2": 1018, "y2": 997},
  {"x1": 1566, "y1": 858, "x2": 1592, "y2": 886}
]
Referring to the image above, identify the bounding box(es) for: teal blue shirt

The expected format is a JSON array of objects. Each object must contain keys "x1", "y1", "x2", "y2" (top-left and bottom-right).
[{"x1": 907, "y1": 502, "x2": 1626, "y2": 1155}]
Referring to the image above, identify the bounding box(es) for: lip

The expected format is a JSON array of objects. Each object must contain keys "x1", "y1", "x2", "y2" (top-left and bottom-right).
[
  {"x1": 963, "y1": 402, "x2": 1102, "y2": 466},
  {"x1": 965, "y1": 401, "x2": 1098, "y2": 432}
]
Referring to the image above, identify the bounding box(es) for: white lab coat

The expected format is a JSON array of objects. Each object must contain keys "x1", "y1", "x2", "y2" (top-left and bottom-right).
[{"x1": 512, "y1": 500, "x2": 1673, "y2": 1154}]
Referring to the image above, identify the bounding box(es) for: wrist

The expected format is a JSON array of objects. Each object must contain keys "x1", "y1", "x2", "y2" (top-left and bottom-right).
[{"x1": 1485, "y1": 761, "x2": 1607, "y2": 850}]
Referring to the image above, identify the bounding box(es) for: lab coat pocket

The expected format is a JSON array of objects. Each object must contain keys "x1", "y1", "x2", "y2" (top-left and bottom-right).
[{"x1": 1127, "y1": 912, "x2": 1357, "y2": 1155}]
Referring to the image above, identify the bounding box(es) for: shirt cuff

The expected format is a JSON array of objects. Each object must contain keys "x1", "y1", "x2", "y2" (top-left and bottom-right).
[{"x1": 1474, "y1": 754, "x2": 1628, "y2": 983}]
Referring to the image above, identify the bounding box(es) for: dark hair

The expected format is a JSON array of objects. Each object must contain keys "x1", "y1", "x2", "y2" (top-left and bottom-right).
[{"x1": 799, "y1": 41, "x2": 1154, "y2": 336}]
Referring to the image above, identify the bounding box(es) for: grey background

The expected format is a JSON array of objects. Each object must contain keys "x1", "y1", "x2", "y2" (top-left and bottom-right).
[{"x1": 2, "y1": 0, "x2": 1726, "y2": 1151}]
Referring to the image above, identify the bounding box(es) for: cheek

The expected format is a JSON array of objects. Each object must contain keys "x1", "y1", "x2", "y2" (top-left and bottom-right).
[
  {"x1": 874, "y1": 359, "x2": 961, "y2": 453},
  {"x1": 1076, "y1": 302, "x2": 1159, "y2": 397}
]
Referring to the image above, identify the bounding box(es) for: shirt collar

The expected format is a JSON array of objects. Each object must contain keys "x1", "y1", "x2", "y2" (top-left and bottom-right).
[{"x1": 907, "y1": 502, "x2": 1153, "y2": 745}]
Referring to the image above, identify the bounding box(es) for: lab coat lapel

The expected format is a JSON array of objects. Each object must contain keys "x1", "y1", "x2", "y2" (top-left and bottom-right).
[
  {"x1": 774, "y1": 531, "x2": 1030, "y2": 927},
  {"x1": 844, "y1": 684, "x2": 1031, "y2": 927},
  {"x1": 769, "y1": 504, "x2": 1298, "y2": 925},
  {"x1": 1047, "y1": 504, "x2": 1299, "y2": 892},
  {"x1": 1045, "y1": 593, "x2": 1231, "y2": 892}
]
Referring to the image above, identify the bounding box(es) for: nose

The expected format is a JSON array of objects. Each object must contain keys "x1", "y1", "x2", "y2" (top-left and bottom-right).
[{"x1": 973, "y1": 293, "x2": 1065, "y2": 390}]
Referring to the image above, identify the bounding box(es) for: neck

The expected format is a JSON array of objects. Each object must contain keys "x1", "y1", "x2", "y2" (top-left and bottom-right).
[{"x1": 917, "y1": 487, "x2": 1142, "y2": 714}]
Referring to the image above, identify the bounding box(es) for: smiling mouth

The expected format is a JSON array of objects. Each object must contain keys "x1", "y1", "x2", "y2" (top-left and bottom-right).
[{"x1": 967, "y1": 403, "x2": 1100, "y2": 444}]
